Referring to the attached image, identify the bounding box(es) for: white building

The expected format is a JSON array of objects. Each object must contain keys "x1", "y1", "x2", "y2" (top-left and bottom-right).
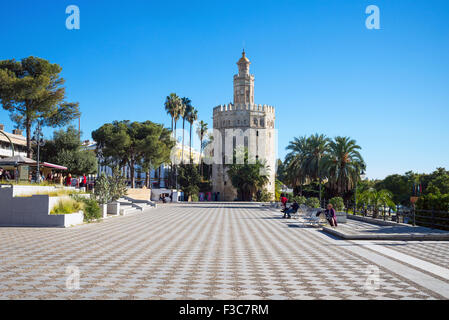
[{"x1": 0, "y1": 125, "x2": 28, "y2": 159}]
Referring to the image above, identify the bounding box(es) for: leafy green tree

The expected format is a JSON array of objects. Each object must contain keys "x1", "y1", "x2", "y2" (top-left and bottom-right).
[
  {"x1": 329, "y1": 197, "x2": 344, "y2": 211},
  {"x1": 375, "y1": 174, "x2": 411, "y2": 205},
  {"x1": 196, "y1": 120, "x2": 208, "y2": 177},
  {"x1": 140, "y1": 122, "x2": 175, "y2": 188},
  {"x1": 92, "y1": 120, "x2": 172, "y2": 188},
  {"x1": 0, "y1": 57, "x2": 80, "y2": 157},
  {"x1": 227, "y1": 148, "x2": 270, "y2": 201},
  {"x1": 305, "y1": 197, "x2": 320, "y2": 208},
  {"x1": 108, "y1": 166, "x2": 127, "y2": 201},
  {"x1": 359, "y1": 188, "x2": 395, "y2": 218},
  {"x1": 38, "y1": 126, "x2": 97, "y2": 175},
  {"x1": 178, "y1": 163, "x2": 201, "y2": 201},
  {"x1": 94, "y1": 172, "x2": 110, "y2": 204}
]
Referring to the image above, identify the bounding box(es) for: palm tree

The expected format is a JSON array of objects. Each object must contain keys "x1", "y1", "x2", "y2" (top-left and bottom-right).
[
  {"x1": 187, "y1": 108, "x2": 198, "y2": 163},
  {"x1": 303, "y1": 134, "x2": 330, "y2": 205},
  {"x1": 227, "y1": 148, "x2": 270, "y2": 201},
  {"x1": 359, "y1": 188, "x2": 395, "y2": 218},
  {"x1": 196, "y1": 120, "x2": 208, "y2": 176},
  {"x1": 164, "y1": 93, "x2": 181, "y2": 188},
  {"x1": 180, "y1": 97, "x2": 191, "y2": 164},
  {"x1": 284, "y1": 136, "x2": 309, "y2": 195},
  {"x1": 164, "y1": 93, "x2": 181, "y2": 135},
  {"x1": 321, "y1": 136, "x2": 366, "y2": 196}
]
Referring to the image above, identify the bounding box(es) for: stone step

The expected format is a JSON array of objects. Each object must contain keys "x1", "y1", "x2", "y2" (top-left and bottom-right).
[{"x1": 120, "y1": 206, "x2": 139, "y2": 216}]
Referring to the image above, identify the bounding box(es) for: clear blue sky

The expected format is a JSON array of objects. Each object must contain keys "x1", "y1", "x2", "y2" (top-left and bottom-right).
[{"x1": 1, "y1": 0, "x2": 448, "y2": 179}]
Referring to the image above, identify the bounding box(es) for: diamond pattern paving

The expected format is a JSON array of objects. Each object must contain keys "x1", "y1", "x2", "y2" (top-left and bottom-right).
[{"x1": 0, "y1": 203, "x2": 447, "y2": 300}]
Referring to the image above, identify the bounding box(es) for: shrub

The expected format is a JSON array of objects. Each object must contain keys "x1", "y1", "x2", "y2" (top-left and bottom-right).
[
  {"x1": 191, "y1": 193, "x2": 199, "y2": 202},
  {"x1": 72, "y1": 194, "x2": 102, "y2": 222},
  {"x1": 329, "y1": 197, "x2": 344, "y2": 211},
  {"x1": 94, "y1": 172, "x2": 110, "y2": 204},
  {"x1": 108, "y1": 166, "x2": 127, "y2": 202},
  {"x1": 258, "y1": 190, "x2": 273, "y2": 202},
  {"x1": 50, "y1": 199, "x2": 82, "y2": 215},
  {"x1": 81, "y1": 197, "x2": 101, "y2": 222},
  {"x1": 305, "y1": 197, "x2": 320, "y2": 208},
  {"x1": 292, "y1": 195, "x2": 306, "y2": 205}
]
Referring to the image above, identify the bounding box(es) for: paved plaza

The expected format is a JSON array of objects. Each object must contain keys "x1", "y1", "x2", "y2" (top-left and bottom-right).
[{"x1": 1, "y1": 203, "x2": 449, "y2": 300}]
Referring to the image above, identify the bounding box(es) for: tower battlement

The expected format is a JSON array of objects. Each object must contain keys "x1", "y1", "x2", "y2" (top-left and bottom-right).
[{"x1": 213, "y1": 103, "x2": 275, "y2": 114}]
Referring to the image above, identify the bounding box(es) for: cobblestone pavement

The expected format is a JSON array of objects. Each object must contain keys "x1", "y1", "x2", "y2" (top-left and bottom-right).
[{"x1": 0, "y1": 203, "x2": 448, "y2": 300}]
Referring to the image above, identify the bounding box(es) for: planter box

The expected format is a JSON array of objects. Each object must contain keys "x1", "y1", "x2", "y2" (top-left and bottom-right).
[
  {"x1": 336, "y1": 212, "x2": 347, "y2": 224},
  {"x1": 0, "y1": 186, "x2": 84, "y2": 227},
  {"x1": 107, "y1": 202, "x2": 120, "y2": 215},
  {"x1": 101, "y1": 204, "x2": 108, "y2": 218}
]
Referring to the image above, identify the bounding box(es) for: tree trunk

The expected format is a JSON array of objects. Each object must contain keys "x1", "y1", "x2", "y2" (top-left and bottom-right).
[
  {"x1": 145, "y1": 170, "x2": 150, "y2": 188},
  {"x1": 189, "y1": 124, "x2": 192, "y2": 164},
  {"x1": 158, "y1": 166, "x2": 162, "y2": 186},
  {"x1": 181, "y1": 119, "x2": 185, "y2": 164},
  {"x1": 26, "y1": 118, "x2": 32, "y2": 158},
  {"x1": 130, "y1": 158, "x2": 135, "y2": 188},
  {"x1": 200, "y1": 137, "x2": 203, "y2": 177}
]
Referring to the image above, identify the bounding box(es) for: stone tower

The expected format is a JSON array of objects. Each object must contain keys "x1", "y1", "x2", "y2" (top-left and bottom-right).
[{"x1": 212, "y1": 51, "x2": 276, "y2": 201}]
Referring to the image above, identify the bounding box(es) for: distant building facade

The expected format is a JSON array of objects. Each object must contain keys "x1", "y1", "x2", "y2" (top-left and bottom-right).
[{"x1": 0, "y1": 125, "x2": 27, "y2": 159}]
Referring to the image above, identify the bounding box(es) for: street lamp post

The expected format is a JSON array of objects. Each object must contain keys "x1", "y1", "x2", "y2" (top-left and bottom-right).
[
  {"x1": 32, "y1": 121, "x2": 45, "y2": 184},
  {"x1": 354, "y1": 171, "x2": 365, "y2": 215}
]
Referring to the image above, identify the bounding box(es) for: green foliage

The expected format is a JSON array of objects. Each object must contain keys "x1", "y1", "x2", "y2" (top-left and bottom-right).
[
  {"x1": 71, "y1": 194, "x2": 102, "y2": 222},
  {"x1": 416, "y1": 192, "x2": 449, "y2": 211},
  {"x1": 80, "y1": 197, "x2": 101, "y2": 222},
  {"x1": 256, "y1": 190, "x2": 273, "y2": 202},
  {"x1": 50, "y1": 199, "x2": 82, "y2": 214},
  {"x1": 92, "y1": 120, "x2": 174, "y2": 188},
  {"x1": 375, "y1": 173, "x2": 415, "y2": 205},
  {"x1": 329, "y1": 197, "x2": 344, "y2": 211},
  {"x1": 292, "y1": 195, "x2": 307, "y2": 205},
  {"x1": 38, "y1": 126, "x2": 97, "y2": 175},
  {"x1": 108, "y1": 166, "x2": 127, "y2": 202},
  {"x1": 227, "y1": 147, "x2": 270, "y2": 201},
  {"x1": 374, "y1": 168, "x2": 449, "y2": 208},
  {"x1": 198, "y1": 181, "x2": 212, "y2": 193},
  {"x1": 275, "y1": 179, "x2": 283, "y2": 201},
  {"x1": 94, "y1": 172, "x2": 110, "y2": 204},
  {"x1": 284, "y1": 134, "x2": 365, "y2": 198},
  {"x1": 0, "y1": 57, "x2": 80, "y2": 157},
  {"x1": 305, "y1": 197, "x2": 320, "y2": 208},
  {"x1": 178, "y1": 163, "x2": 201, "y2": 200}
]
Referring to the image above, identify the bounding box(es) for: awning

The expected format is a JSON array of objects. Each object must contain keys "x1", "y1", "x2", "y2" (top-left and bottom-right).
[{"x1": 41, "y1": 162, "x2": 68, "y2": 170}]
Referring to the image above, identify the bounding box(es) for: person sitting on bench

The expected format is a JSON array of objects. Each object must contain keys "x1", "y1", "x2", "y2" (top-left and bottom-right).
[
  {"x1": 316, "y1": 203, "x2": 338, "y2": 227},
  {"x1": 283, "y1": 200, "x2": 299, "y2": 219}
]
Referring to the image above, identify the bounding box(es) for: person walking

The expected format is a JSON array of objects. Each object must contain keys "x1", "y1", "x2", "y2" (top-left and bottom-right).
[
  {"x1": 65, "y1": 173, "x2": 72, "y2": 187},
  {"x1": 280, "y1": 193, "x2": 288, "y2": 212},
  {"x1": 82, "y1": 174, "x2": 87, "y2": 188}
]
